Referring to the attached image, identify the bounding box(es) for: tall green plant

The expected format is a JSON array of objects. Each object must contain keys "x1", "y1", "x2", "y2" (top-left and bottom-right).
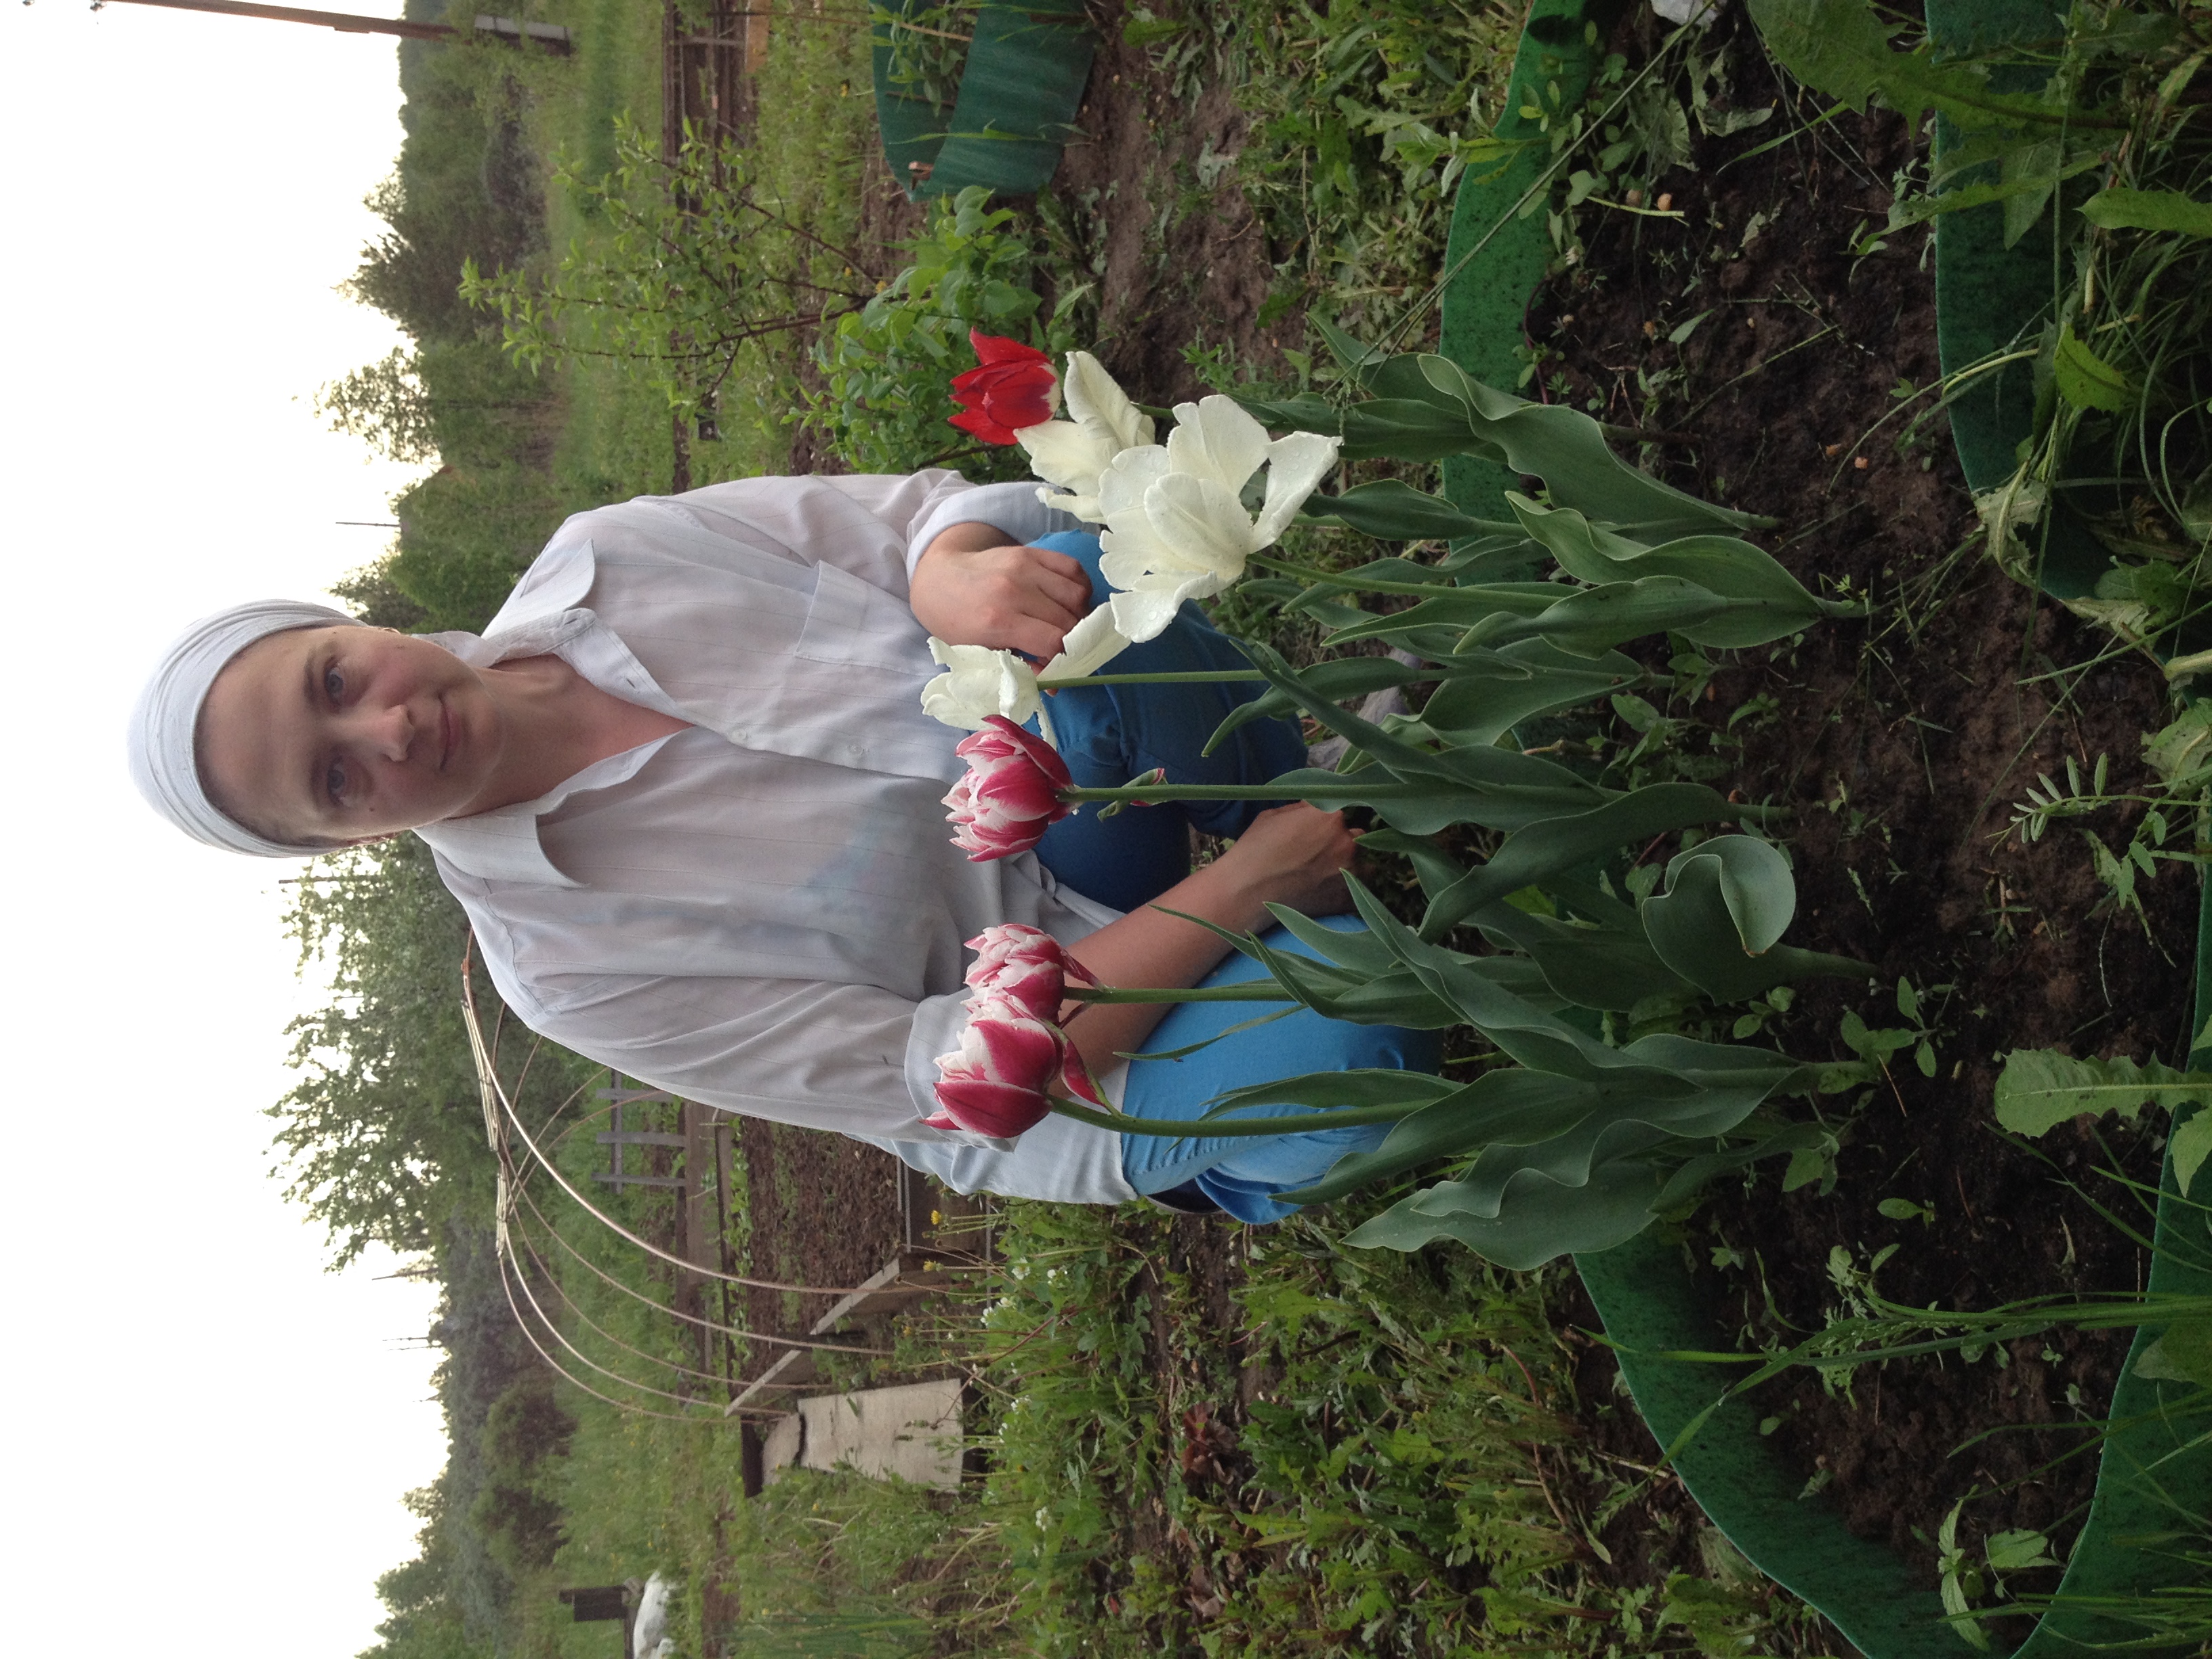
[{"x1": 1042, "y1": 345, "x2": 1868, "y2": 1267}]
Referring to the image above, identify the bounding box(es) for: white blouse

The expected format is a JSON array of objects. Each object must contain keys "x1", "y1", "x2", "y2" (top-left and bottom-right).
[{"x1": 414, "y1": 472, "x2": 1137, "y2": 1204}]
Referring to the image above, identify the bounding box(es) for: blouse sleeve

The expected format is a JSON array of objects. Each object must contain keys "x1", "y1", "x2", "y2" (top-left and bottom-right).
[
  {"x1": 515, "y1": 968, "x2": 982, "y2": 1143},
  {"x1": 668, "y1": 472, "x2": 1082, "y2": 591}
]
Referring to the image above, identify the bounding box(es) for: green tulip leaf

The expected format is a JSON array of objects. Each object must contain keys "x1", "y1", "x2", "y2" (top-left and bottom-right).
[
  {"x1": 1643, "y1": 838, "x2": 1811, "y2": 1002},
  {"x1": 1281, "y1": 1069, "x2": 1607, "y2": 1206},
  {"x1": 1301, "y1": 478, "x2": 1511, "y2": 541},
  {"x1": 1343, "y1": 1154, "x2": 1665, "y2": 1268},
  {"x1": 1668, "y1": 834, "x2": 1797, "y2": 954},
  {"x1": 2133, "y1": 1316, "x2": 2212, "y2": 1388},
  {"x1": 1420, "y1": 783, "x2": 1739, "y2": 937},
  {"x1": 1473, "y1": 901, "x2": 1691, "y2": 1012}
]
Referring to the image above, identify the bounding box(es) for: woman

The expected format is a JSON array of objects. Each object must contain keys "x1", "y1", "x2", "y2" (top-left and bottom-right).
[{"x1": 129, "y1": 471, "x2": 1437, "y2": 1220}]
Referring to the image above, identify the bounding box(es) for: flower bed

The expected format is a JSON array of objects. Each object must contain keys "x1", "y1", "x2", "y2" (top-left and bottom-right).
[{"x1": 1428, "y1": 2, "x2": 2212, "y2": 1652}]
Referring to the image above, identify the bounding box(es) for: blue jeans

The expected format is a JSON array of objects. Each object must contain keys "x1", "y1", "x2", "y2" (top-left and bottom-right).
[{"x1": 1023, "y1": 533, "x2": 1443, "y2": 1223}]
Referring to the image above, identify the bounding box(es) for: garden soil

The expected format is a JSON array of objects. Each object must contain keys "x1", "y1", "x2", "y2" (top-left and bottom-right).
[{"x1": 1521, "y1": 4, "x2": 2188, "y2": 1627}]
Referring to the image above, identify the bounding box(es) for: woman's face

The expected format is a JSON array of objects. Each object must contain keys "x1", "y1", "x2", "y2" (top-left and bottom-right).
[{"x1": 198, "y1": 626, "x2": 506, "y2": 845}]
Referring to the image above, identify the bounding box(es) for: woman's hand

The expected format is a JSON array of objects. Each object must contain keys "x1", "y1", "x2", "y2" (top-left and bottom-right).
[
  {"x1": 912, "y1": 522, "x2": 1092, "y2": 660},
  {"x1": 1207, "y1": 804, "x2": 1360, "y2": 923}
]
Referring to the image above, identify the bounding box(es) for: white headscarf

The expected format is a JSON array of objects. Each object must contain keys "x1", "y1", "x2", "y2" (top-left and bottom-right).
[{"x1": 127, "y1": 600, "x2": 367, "y2": 857}]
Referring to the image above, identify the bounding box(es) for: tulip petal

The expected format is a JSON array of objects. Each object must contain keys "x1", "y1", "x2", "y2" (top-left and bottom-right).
[
  {"x1": 920, "y1": 640, "x2": 1042, "y2": 731},
  {"x1": 969, "y1": 330, "x2": 1052, "y2": 368},
  {"x1": 1147, "y1": 471, "x2": 1262, "y2": 577},
  {"x1": 1018, "y1": 418, "x2": 1121, "y2": 507},
  {"x1": 949, "y1": 405, "x2": 1020, "y2": 445},
  {"x1": 1166, "y1": 394, "x2": 1271, "y2": 495},
  {"x1": 1036, "y1": 603, "x2": 1132, "y2": 683},
  {"x1": 1108, "y1": 577, "x2": 1211, "y2": 643},
  {"x1": 1061, "y1": 351, "x2": 1155, "y2": 452},
  {"x1": 1253, "y1": 430, "x2": 1345, "y2": 546}
]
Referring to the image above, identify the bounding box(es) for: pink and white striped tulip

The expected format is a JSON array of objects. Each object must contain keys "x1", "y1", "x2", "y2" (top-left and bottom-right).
[
  {"x1": 962, "y1": 923, "x2": 1083, "y2": 1021},
  {"x1": 943, "y1": 716, "x2": 1075, "y2": 861},
  {"x1": 924, "y1": 991, "x2": 1065, "y2": 1138}
]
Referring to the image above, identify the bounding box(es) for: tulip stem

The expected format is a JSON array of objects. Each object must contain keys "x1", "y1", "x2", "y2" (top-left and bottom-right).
[
  {"x1": 1040, "y1": 669, "x2": 1267, "y2": 686},
  {"x1": 1046, "y1": 1097, "x2": 1420, "y2": 1139},
  {"x1": 1064, "y1": 985, "x2": 1295, "y2": 1004},
  {"x1": 1060, "y1": 781, "x2": 1439, "y2": 802}
]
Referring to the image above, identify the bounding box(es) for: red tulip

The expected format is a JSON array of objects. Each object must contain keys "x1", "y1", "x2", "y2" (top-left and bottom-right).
[
  {"x1": 943, "y1": 716, "x2": 1075, "y2": 861},
  {"x1": 949, "y1": 330, "x2": 1059, "y2": 444},
  {"x1": 924, "y1": 991, "x2": 1064, "y2": 1137}
]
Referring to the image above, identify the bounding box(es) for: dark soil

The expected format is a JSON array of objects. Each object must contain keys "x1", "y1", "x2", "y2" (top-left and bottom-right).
[
  {"x1": 735, "y1": 1118, "x2": 908, "y2": 1358},
  {"x1": 1521, "y1": 3, "x2": 2190, "y2": 1624},
  {"x1": 1045, "y1": 5, "x2": 1300, "y2": 409}
]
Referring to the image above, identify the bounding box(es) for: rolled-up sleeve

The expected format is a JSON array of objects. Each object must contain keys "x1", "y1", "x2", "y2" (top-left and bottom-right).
[
  {"x1": 518, "y1": 969, "x2": 980, "y2": 1143},
  {"x1": 901, "y1": 480, "x2": 1084, "y2": 580}
]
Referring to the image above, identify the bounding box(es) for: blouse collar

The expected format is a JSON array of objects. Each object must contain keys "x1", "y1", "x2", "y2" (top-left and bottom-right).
[{"x1": 414, "y1": 539, "x2": 687, "y2": 887}]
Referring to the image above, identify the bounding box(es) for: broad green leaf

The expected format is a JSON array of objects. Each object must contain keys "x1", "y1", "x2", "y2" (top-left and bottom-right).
[
  {"x1": 1300, "y1": 478, "x2": 1511, "y2": 541},
  {"x1": 2053, "y1": 323, "x2": 2132, "y2": 413},
  {"x1": 1357, "y1": 829, "x2": 1468, "y2": 904},
  {"x1": 1318, "y1": 583, "x2": 1572, "y2": 644},
  {"x1": 1474, "y1": 901, "x2": 1690, "y2": 1012},
  {"x1": 2173, "y1": 1107, "x2": 2212, "y2": 1197},
  {"x1": 1651, "y1": 1121, "x2": 1834, "y2": 1212},
  {"x1": 1506, "y1": 494, "x2": 1832, "y2": 628},
  {"x1": 1203, "y1": 1069, "x2": 1464, "y2": 1115},
  {"x1": 1246, "y1": 361, "x2": 1759, "y2": 534},
  {"x1": 1645, "y1": 845, "x2": 1794, "y2": 1001},
  {"x1": 1406, "y1": 355, "x2": 1759, "y2": 534},
  {"x1": 2081, "y1": 186, "x2": 2212, "y2": 239},
  {"x1": 2134, "y1": 1316, "x2": 2212, "y2": 1387},
  {"x1": 1420, "y1": 783, "x2": 1740, "y2": 937},
  {"x1": 2144, "y1": 701, "x2": 2212, "y2": 791},
  {"x1": 1201, "y1": 655, "x2": 1431, "y2": 753},
  {"x1": 1993, "y1": 1049, "x2": 2212, "y2": 1143},
  {"x1": 1418, "y1": 641, "x2": 1645, "y2": 747},
  {"x1": 1344, "y1": 1155, "x2": 1664, "y2": 1268},
  {"x1": 1504, "y1": 577, "x2": 1738, "y2": 656},
  {"x1": 1282, "y1": 1069, "x2": 1607, "y2": 1205},
  {"x1": 1665, "y1": 835, "x2": 1797, "y2": 955},
  {"x1": 1746, "y1": 0, "x2": 2085, "y2": 134},
  {"x1": 1885, "y1": 148, "x2": 2104, "y2": 232}
]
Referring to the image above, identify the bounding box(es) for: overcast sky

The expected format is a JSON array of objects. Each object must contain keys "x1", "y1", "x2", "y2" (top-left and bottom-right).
[{"x1": 0, "y1": 5, "x2": 451, "y2": 1654}]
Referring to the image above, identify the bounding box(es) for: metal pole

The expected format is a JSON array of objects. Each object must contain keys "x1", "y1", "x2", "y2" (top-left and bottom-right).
[{"x1": 89, "y1": 0, "x2": 573, "y2": 53}]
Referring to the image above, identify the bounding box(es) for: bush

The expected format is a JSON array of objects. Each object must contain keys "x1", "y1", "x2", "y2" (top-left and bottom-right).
[{"x1": 804, "y1": 186, "x2": 1080, "y2": 476}]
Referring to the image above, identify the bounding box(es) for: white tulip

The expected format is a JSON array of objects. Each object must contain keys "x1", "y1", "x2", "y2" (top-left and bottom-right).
[
  {"x1": 920, "y1": 639, "x2": 1041, "y2": 732},
  {"x1": 1017, "y1": 351, "x2": 1157, "y2": 522},
  {"x1": 1095, "y1": 395, "x2": 1341, "y2": 642},
  {"x1": 1036, "y1": 602, "x2": 1132, "y2": 685}
]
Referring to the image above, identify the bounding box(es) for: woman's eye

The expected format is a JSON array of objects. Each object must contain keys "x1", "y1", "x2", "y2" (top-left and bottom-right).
[
  {"x1": 326, "y1": 760, "x2": 347, "y2": 805},
  {"x1": 324, "y1": 666, "x2": 345, "y2": 703}
]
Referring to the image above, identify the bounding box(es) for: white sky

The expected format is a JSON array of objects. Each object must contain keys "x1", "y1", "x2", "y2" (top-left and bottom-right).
[{"x1": 0, "y1": 5, "x2": 450, "y2": 1655}]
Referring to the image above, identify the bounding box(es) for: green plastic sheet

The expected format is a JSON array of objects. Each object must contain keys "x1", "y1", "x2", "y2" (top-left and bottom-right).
[{"x1": 870, "y1": 0, "x2": 1094, "y2": 201}]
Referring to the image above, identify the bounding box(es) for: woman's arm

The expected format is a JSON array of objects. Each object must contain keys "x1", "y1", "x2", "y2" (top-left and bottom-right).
[
  {"x1": 911, "y1": 521, "x2": 1094, "y2": 659},
  {"x1": 1060, "y1": 804, "x2": 1359, "y2": 1080}
]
